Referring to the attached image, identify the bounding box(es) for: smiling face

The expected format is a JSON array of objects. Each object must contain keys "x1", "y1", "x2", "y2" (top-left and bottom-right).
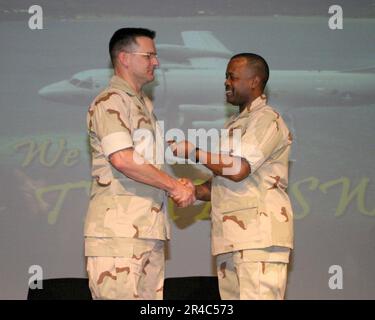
[{"x1": 225, "y1": 57, "x2": 257, "y2": 110}]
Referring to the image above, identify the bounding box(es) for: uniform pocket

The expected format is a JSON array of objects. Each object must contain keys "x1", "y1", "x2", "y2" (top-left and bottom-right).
[
  {"x1": 219, "y1": 197, "x2": 260, "y2": 243},
  {"x1": 216, "y1": 196, "x2": 258, "y2": 214}
]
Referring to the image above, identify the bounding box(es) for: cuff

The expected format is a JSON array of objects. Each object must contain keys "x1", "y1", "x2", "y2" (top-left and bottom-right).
[
  {"x1": 188, "y1": 147, "x2": 200, "y2": 163},
  {"x1": 101, "y1": 132, "x2": 133, "y2": 157}
]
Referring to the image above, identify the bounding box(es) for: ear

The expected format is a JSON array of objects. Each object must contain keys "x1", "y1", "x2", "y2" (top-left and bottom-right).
[
  {"x1": 250, "y1": 75, "x2": 261, "y2": 89},
  {"x1": 117, "y1": 51, "x2": 129, "y2": 68}
]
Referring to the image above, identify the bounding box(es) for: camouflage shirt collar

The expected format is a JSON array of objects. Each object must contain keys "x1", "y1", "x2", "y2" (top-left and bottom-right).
[
  {"x1": 229, "y1": 94, "x2": 268, "y2": 124},
  {"x1": 110, "y1": 75, "x2": 145, "y2": 101},
  {"x1": 245, "y1": 94, "x2": 267, "y2": 113}
]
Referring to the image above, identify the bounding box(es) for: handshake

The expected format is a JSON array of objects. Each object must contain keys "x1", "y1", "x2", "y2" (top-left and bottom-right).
[
  {"x1": 168, "y1": 178, "x2": 196, "y2": 208},
  {"x1": 167, "y1": 140, "x2": 198, "y2": 207}
]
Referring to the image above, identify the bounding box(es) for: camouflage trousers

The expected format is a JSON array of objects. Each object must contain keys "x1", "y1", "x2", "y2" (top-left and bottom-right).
[
  {"x1": 87, "y1": 239, "x2": 165, "y2": 300},
  {"x1": 216, "y1": 250, "x2": 288, "y2": 300}
]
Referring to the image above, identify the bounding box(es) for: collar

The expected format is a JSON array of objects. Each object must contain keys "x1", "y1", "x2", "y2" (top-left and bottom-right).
[
  {"x1": 244, "y1": 94, "x2": 267, "y2": 113},
  {"x1": 230, "y1": 94, "x2": 267, "y2": 123},
  {"x1": 109, "y1": 75, "x2": 145, "y2": 101}
]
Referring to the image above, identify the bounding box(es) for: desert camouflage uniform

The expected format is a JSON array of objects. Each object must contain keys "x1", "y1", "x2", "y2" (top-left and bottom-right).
[
  {"x1": 211, "y1": 95, "x2": 293, "y2": 299},
  {"x1": 84, "y1": 75, "x2": 169, "y2": 299}
]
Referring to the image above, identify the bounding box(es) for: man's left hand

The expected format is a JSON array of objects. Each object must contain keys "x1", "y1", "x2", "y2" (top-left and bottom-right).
[{"x1": 169, "y1": 140, "x2": 196, "y2": 159}]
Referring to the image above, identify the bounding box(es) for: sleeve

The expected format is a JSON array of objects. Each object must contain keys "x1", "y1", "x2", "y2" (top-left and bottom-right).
[
  {"x1": 231, "y1": 111, "x2": 282, "y2": 173},
  {"x1": 90, "y1": 92, "x2": 133, "y2": 157}
]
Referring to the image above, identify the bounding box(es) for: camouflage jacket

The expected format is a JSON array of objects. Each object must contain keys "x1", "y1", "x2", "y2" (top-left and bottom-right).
[
  {"x1": 84, "y1": 76, "x2": 170, "y2": 256},
  {"x1": 211, "y1": 95, "x2": 294, "y2": 255}
]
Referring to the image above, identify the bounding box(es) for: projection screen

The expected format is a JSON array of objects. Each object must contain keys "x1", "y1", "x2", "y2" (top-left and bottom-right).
[{"x1": 0, "y1": 0, "x2": 374, "y2": 299}]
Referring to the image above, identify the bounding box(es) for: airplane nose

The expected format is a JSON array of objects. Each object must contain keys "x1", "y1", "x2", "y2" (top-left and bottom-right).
[
  {"x1": 38, "y1": 82, "x2": 69, "y2": 103},
  {"x1": 38, "y1": 86, "x2": 49, "y2": 98},
  {"x1": 38, "y1": 81, "x2": 75, "y2": 102}
]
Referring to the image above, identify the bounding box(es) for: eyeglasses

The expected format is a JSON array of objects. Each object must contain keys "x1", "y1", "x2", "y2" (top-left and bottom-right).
[{"x1": 126, "y1": 52, "x2": 158, "y2": 59}]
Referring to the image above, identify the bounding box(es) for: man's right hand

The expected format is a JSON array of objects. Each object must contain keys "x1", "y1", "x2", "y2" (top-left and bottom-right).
[{"x1": 169, "y1": 178, "x2": 196, "y2": 207}]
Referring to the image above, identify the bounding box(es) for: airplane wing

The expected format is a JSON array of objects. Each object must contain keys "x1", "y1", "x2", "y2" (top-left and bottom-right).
[
  {"x1": 188, "y1": 57, "x2": 229, "y2": 68},
  {"x1": 181, "y1": 31, "x2": 232, "y2": 55},
  {"x1": 179, "y1": 31, "x2": 232, "y2": 68},
  {"x1": 341, "y1": 65, "x2": 375, "y2": 73},
  {"x1": 155, "y1": 31, "x2": 232, "y2": 65}
]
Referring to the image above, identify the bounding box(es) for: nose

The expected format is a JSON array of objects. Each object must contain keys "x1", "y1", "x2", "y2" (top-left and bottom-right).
[{"x1": 152, "y1": 56, "x2": 159, "y2": 67}]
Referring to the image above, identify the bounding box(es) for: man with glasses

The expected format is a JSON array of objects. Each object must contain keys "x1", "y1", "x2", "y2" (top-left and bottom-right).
[{"x1": 84, "y1": 28, "x2": 195, "y2": 300}]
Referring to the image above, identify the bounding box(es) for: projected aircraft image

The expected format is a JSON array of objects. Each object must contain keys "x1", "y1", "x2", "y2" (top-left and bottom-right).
[{"x1": 38, "y1": 31, "x2": 375, "y2": 131}]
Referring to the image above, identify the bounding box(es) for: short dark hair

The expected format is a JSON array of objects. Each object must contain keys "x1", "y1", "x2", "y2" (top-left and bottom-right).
[
  {"x1": 109, "y1": 27, "x2": 156, "y2": 66},
  {"x1": 230, "y1": 53, "x2": 269, "y2": 90}
]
